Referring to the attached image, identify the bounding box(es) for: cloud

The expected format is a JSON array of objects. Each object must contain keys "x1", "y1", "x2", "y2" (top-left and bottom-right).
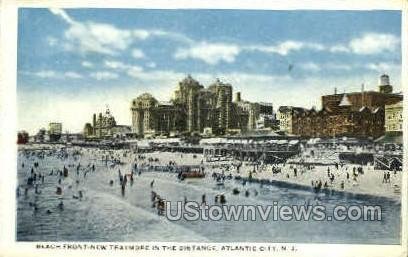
[
  {"x1": 103, "y1": 60, "x2": 144, "y2": 79},
  {"x1": 174, "y1": 42, "x2": 240, "y2": 65},
  {"x1": 90, "y1": 71, "x2": 119, "y2": 80},
  {"x1": 34, "y1": 70, "x2": 57, "y2": 78},
  {"x1": 64, "y1": 71, "x2": 83, "y2": 79},
  {"x1": 49, "y1": 8, "x2": 75, "y2": 24},
  {"x1": 146, "y1": 62, "x2": 156, "y2": 68},
  {"x1": 23, "y1": 70, "x2": 82, "y2": 79},
  {"x1": 299, "y1": 62, "x2": 321, "y2": 72},
  {"x1": 247, "y1": 41, "x2": 325, "y2": 56},
  {"x1": 50, "y1": 9, "x2": 145, "y2": 55},
  {"x1": 329, "y1": 45, "x2": 350, "y2": 53},
  {"x1": 104, "y1": 60, "x2": 129, "y2": 70},
  {"x1": 132, "y1": 29, "x2": 150, "y2": 40},
  {"x1": 248, "y1": 34, "x2": 399, "y2": 57},
  {"x1": 325, "y1": 63, "x2": 352, "y2": 71},
  {"x1": 126, "y1": 66, "x2": 144, "y2": 76},
  {"x1": 49, "y1": 8, "x2": 194, "y2": 57},
  {"x1": 81, "y1": 61, "x2": 93, "y2": 68},
  {"x1": 50, "y1": 9, "x2": 150, "y2": 56},
  {"x1": 46, "y1": 36, "x2": 58, "y2": 47},
  {"x1": 64, "y1": 22, "x2": 133, "y2": 55},
  {"x1": 152, "y1": 30, "x2": 194, "y2": 44},
  {"x1": 366, "y1": 62, "x2": 399, "y2": 73},
  {"x1": 349, "y1": 33, "x2": 399, "y2": 55},
  {"x1": 173, "y1": 40, "x2": 327, "y2": 65},
  {"x1": 127, "y1": 69, "x2": 182, "y2": 81},
  {"x1": 131, "y1": 49, "x2": 145, "y2": 59}
]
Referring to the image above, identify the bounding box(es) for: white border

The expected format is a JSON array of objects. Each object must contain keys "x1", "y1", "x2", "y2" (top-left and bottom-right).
[{"x1": 0, "y1": 1, "x2": 406, "y2": 257}]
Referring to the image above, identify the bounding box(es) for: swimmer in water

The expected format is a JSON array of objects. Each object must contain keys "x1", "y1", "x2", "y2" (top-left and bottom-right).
[
  {"x1": 58, "y1": 200, "x2": 64, "y2": 210},
  {"x1": 121, "y1": 183, "x2": 125, "y2": 196},
  {"x1": 35, "y1": 184, "x2": 41, "y2": 194}
]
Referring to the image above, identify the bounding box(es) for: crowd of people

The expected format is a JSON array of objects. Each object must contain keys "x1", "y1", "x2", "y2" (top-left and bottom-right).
[{"x1": 17, "y1": 143, "x2": 401, "y2": 220}]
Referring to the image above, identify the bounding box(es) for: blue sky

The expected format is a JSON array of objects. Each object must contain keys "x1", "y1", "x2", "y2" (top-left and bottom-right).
[{"x1": 17, "y1": 8, "x2": 401, "y2": 133}]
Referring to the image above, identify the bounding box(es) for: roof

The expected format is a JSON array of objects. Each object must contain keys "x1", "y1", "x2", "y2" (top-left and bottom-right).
[{"x1": 324, "y1": 90, "x2": 403, "y2": 98}]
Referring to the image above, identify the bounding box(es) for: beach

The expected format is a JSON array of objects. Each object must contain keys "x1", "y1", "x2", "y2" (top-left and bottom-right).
[{"x1": 16, "y1": 144, "x2": 401, "y2": 243}]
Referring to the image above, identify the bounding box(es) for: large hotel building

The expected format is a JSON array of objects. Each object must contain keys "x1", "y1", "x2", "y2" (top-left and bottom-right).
[{"x1": 130, "y1": 75, "x2": 273, "y2": 138}]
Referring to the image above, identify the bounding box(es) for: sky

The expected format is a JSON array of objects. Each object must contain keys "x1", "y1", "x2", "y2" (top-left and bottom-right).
[{"x1": 17, "y1": 8, "x2": 402, "y2": 134}]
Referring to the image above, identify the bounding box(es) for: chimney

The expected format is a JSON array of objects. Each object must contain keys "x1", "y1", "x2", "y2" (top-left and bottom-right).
[{"x1": 334, "y1": 87, "x2": 337, "y2": 95}]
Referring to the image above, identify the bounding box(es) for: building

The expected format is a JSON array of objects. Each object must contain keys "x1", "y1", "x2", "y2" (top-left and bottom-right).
[
  {"x1": 256, "y1": 114, "x2": 279, "y2": 130},
  {"x1": 277, "y1": 106, "x2": 307, "y2": 134},
  {"x1": 131, "y1": 76, "x2": 269, "y2": 138},
  {"x1": 291, "y1": 74, "x2": 401, "y2": 139},
  {"x1": 131, "y1": 93, "x2": 179, "y2": 138},
  {"x1": 48, "y1": 122, "x2": 62, "y2": 142},
  {"x1": 253, "y1": 102, "x2": 276, "y2": 130},
  {"x1": 112, "y1": 125, "x2": 132, "y2": 139},
  {"x1": 83, "y1": 107, "x2": 129, "y2": 139},
  {"x1": 17, "y1": 131, "x2": 29, "y2": 144},
  {"x1": 259, "y1": 102, "x2": 274, "y2": 116},
  {"x1": 385, "y1": 100, "x2": 403, "y2": 133},
  {"x1": 208, "y1": 79, "x2": 233, "y2": 134},
  {"x1": 233, "y1": 98, "x2": 251, "y2": 132},
  {"x1": 292, "y1": 98, "x2": 384, "y2": 138},
  {"x1": 34, "y1": 128, "x2": 48, "y2": 143}
]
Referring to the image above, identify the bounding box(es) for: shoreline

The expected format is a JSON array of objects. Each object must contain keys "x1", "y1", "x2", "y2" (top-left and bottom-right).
[{"x1": 235, "y1": 175, "x2": 401, "y2": 203}]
